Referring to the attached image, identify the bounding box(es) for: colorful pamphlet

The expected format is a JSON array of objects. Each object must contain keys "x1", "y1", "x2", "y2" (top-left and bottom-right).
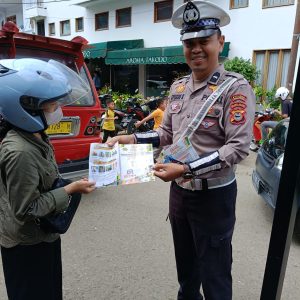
[
  {"x1": 157, "y1": 136, "x2": 199, "y2": 164},
  {"x1": 88, "y1": 142, "x2": 155, "y2": 188}
]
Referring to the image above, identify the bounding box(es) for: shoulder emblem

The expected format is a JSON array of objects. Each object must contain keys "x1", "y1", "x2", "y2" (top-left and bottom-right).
[
  {"x1": 230, "y1": 94, "x2": 247, "y2": 125},
  {"x1": 175, "y1": 84, "x2": 186, "y2": 93}
]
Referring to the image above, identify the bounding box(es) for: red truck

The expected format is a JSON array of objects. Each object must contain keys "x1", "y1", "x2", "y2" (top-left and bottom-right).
[{"x1": 0, "y1": 21, "x2": 104, "y2": 177}]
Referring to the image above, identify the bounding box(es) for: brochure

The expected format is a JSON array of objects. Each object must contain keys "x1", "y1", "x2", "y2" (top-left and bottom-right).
[
  {"x1": 88, "y1": 142, "x2": 155, "y2": 188},
  {"x1": 157, "y1": 136, "x2": 199, "y2": 164}
]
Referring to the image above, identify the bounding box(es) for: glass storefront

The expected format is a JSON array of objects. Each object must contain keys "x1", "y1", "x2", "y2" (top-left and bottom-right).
[
  {"x1": 111, "y1": 65, "x2": 139, "y2": 94},
  {"x1": 146, "y1": 64, "x2": 190, "y2": 97}
]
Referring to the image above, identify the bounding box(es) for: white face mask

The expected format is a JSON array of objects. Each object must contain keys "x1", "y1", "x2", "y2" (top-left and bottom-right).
[{"x1": 44, "y1": 106, "x2": 63, "y2": 125}]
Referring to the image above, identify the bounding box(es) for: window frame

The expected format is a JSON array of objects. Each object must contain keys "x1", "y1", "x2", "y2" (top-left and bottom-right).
[
  {"x1": 230, "y1": 0, "x2": 249, "y2": 9},
  {"x1": 262, "y1": 0, "x2": 294, "y2": 9},
  {"x1": 154, "y1": 0, "x2": 173, "y2": 23},
  {"x1": 95, "y1": 11, "x2": 109, "y2": 31},
  {"x1": 48, "y1": 22, "x2": 55, "y2": 36},
  {"x1": 116, "y1": 7, "x2": 132, "y2": 28},
  {"x1": 60, "y1": 19, "x2": 71, "y2": 36},
  {"x1": 75, "y1": 17, "x2": 84, "y2": 32},
  {"x1": 253, "y1": 48, "x2": 291, "y2": 90}
]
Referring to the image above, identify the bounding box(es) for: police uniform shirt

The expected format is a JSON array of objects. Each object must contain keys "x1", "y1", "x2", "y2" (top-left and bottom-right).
[{"x1": 156, "y1": 64, "x2": 256, "y2": 179}]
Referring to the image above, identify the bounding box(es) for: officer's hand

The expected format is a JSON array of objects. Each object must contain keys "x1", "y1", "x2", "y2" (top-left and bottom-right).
[
  {"x1": 135, "y1": 121, "x2": 141, "y2": 128},
  {"x1": 106, "y1": 134, "x2": 135, "y2": 147},
  {"x1": 64, "y1": 178, "x2": 96, "y2": 194},
  {"x1": 153, "y1": 163, "x2": 185, "y2": 182}
]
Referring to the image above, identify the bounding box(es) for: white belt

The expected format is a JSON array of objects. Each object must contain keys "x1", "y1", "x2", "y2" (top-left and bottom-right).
[{"x1": 175, "y1": 173, "x2": 236, "y2": 191}]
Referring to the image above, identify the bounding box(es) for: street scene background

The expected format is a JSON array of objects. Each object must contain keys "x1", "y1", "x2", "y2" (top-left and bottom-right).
[{"x1": 1, "y1": 151, "x2": 299, "y2": 300}]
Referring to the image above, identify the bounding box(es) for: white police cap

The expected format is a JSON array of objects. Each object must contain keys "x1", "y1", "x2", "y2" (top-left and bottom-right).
[{"x1": 172, "y1": 1, "x2": 230, "y2": 41}]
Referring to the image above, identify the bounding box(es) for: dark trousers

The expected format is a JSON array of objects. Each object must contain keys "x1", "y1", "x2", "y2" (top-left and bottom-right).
[
  {"x1": 1, "y1": 238, "x2": 62, "y2": 300},
  {"x1": 169, "y1": 181, "x2": 237, "y2": 300},
  {"x1": 102, "y1": 129, "x2": 116, "y2": 143}
]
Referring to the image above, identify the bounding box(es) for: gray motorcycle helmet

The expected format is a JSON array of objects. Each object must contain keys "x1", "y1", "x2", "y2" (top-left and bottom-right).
[{"x1": 0, "y1": 58, "x2": 89, "y2": 133}]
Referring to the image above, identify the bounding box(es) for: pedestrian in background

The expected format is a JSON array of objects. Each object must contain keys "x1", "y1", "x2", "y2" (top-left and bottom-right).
[
  {"x1": 93, "y1": 69, "x2": 101, "y2": 93},
  {"x1": 135, "y1": 97, "x2": 168, "y2": 161},
  {"x1": 260, "y1": 86, "x2": 293, "y2": 141},
  {"x1": 0, "y1": 58, "x2": 96, "y2": 300},
  {"x1": 135, "y1": 97, "x2": 168, "y2": 130},
  {"x1": 102, "y1": 97, "x2": 118, "y2": 143},
  {"x1": 107, "y1": 1, "x2": 255, "y2": 299}
]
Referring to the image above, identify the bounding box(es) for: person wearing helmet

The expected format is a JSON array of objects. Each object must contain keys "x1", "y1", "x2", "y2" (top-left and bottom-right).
[
  {"x1": 0, "y1": 58, "x2": 96, "y2": 300},
  {"x1": 260, "y1": 86, "x2": 293, "y2": 141},
  {"x1": 106, "y1": 1, "x2": 255, "y2": 299}
]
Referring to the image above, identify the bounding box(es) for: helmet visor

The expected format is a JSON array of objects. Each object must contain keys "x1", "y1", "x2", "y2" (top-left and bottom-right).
[
  {"x1": 0, "y1": 58, "x2": 90, "y2": 109},
  {"x1": 47, "y1": 59, "x2": 90, "y2": 107}
]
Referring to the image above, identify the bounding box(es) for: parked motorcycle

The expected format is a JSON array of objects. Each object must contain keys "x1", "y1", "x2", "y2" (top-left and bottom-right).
[
  {"x1": 124, "y1": 97, "x2": 154, "y2": 134},
  {"x1": 250, "y1": 106, "x2": 276, "y2": 151}
]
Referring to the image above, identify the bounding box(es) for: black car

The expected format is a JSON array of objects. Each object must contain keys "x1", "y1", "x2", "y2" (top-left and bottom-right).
[{"x1": 252, "y1": 118, "x2": 300, "y2": 233}]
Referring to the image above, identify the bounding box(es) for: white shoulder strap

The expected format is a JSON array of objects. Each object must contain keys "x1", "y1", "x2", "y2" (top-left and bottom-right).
[{"x1": 180, "y1": 77, "x2": 237, "y2": 139}]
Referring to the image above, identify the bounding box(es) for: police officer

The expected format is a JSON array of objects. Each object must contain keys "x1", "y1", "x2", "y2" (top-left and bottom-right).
[{"x1": 108, "y1": 1, "x2": 255, "y2": 299}]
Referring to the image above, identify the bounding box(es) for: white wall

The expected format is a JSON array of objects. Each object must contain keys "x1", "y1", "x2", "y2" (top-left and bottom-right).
[
  {"x1": 45, "y1": 0, "x2": 183, "y2": 46},
  {"x1": 27, "y1": 0, "x2": 297, "y2": 61},
  {"x1": 214, "y1": 0, "x2": 296, "y2": 60},
  {"x1": 1, "y1": 6, "x2": 23, "y2": 29}
]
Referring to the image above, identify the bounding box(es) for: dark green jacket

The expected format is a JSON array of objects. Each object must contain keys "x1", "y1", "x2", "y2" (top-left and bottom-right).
[{"x1": 0, "y1": 129, "x2": 70, "y2": 248}]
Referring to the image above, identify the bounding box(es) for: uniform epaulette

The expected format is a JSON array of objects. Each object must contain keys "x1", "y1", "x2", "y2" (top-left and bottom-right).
[
  {"x1": 173, "y1": 74, "x2": 190, "y2": 85},
  {"x1": 225, "y1": 71, "x2": 248, "y2": 84}
]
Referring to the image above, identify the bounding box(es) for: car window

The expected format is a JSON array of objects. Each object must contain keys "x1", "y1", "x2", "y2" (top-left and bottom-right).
[{"x1": 263, "y1": 121, "x2": 288, "y2": 159}]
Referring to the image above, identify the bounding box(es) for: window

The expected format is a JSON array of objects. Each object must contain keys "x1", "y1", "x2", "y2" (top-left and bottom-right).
[
  {"x1": 95, "y1": 12, "x2": 109, "y2": 30},
  {"x1": 60, "y1": 20, "x2": 70, "y2": 36},
  {"x1": 230, "y1": 0, "x2": 249, "y2": 9},
  {"x1": 49, "y1": 23, "x2": 55, "y2": 35},
  {"x1": 75, "y1": 17, "x2": 83, "y2": 32},
  {"x1": 253, "y1": 49, "x2": 290, "y2": 90},
  {"x1": 116, "y1": 7, "x2": 131, "y2": 28},
  {"x1": 154, "y1": 0, "x2": 173, "y2": 22},
  {"x1": 6, "y1": 15, "x2": 16, "y2": 24},
  {"x1": 263, "y1": 0, "x2": 294, "y2": 8}
]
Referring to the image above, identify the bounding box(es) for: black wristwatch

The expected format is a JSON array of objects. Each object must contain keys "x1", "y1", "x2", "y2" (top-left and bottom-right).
[{"x1": 182, "y1": 164, "x2": 194, "y2": 179}]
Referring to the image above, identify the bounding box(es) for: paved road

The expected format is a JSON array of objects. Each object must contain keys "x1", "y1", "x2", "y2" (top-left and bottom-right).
[{"x1": 1, "y1": 151, "x2": 300, "y2": 299}]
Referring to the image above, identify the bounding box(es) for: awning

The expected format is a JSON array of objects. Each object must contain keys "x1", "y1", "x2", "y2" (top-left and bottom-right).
[
  {"x1": 83, "y1": 42, "x2": 107, "y2": 59},
  {"x1": 83, "y1": 39, "x2": 144, "y2": 59},
  {"x1": 105, "y1": 42, "x2": 230, "y2": 65}
]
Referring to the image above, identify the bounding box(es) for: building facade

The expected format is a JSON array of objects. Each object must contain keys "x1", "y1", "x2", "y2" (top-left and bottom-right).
[{"x1": 0, "y1": 0, "x2": 298, "y2": 95}]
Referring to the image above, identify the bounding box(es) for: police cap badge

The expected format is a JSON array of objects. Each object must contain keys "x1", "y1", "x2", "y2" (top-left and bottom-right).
[{"x1": 172, "y1": 1, "x2": 230, "y2": 41}]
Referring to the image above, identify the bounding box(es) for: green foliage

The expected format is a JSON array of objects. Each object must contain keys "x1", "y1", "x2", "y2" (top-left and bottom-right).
[
  {"x1": 253, "y1": 85, "x2": 265, "y2": 102},
  {"x1": 253, "y1": 85, "x2": 281, "y2": 111},
  {"x1": 265, "y1": 87, "x2": 280, "y2": 109},
  {"x1": 224, "y1": 57, "x2": 259, "y2": 83},
  {"x1": 111, "y1": 91, "x2": 145, "y2": 110}
]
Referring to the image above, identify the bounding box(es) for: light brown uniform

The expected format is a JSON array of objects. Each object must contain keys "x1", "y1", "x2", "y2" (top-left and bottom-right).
[{"x1": 157, "y1": 64, "x2": 256, "y2": 180}]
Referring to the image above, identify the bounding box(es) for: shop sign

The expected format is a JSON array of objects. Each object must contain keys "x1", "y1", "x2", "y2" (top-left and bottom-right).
[
  {"x1": 126, "y1": 56, "x2": 169, "y2": 64},
  {"x1": 83, "y1": 51, "x2": 91, "y2": 59}
]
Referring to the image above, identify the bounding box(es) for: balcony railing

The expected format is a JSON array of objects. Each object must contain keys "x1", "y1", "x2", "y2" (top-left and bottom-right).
[{"x1": 24, "y1": 0, "x2": 44, "y2": 10}]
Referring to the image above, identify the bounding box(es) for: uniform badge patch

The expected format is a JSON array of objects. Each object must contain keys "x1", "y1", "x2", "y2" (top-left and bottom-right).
[
  {"x1": 176, "y1": 84, "x2": 186, "y2": 93},
  {"x1": 208, "y1": 85, "x2": 218, "y2": 92},
  {"x1": 230, "y1": 102, "x2": 247, "y2": 110},
  {"x1": 201, "y1": 119, "x2": 216, "y2": 129},
  {"x1": 230, "y1": 110, "x2": 246, "y2": 125},
  {"x1": 170, "y1": 101, "x2": 182, "y2": 113},
  {"x1": 230, "y1": 94, "x2": 247, "y2": 102}
]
